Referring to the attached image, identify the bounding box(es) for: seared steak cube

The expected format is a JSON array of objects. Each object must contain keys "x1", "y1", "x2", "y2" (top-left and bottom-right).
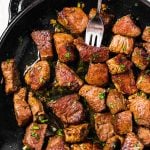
[
  {"x1": 46, "y1": 136, "x2": 70, "y2": 150},
  {"x1": 94, "y1": 113, "x2": 115, "y2": 142},
  {"x1": 23, "y1": 123, "x2": 47, "y2": 150},
  {"x1": 1, "y1": 59, "x2": 20, "y2": 94},
  {"x1": 28, "y1": 92, "x2": 45, "y2": 122},
  {"x1": 136, "y1": 71, "x2": 150, "y2": 94},
  {"x1": 103, "y1": 135, "x2": 124, "y2": 150},
  {"x1": 129, "y1": 94, "x2": 150, "y2": 128},
  {"x1": 55, "y1": 62, "x2": 83, "y2": 91},
  {"x1": 114, "y1": 111, "x2": 132, "y2": 135},
  {"x1": 106, "y1": 89, "x2": 126, "y2": 114},
  {"x1": 143, "y1": 42, "x2": 150, "y2": 54},
  {"x1": 112, "y1": 15, "x2": 141, "y2": 37},
  {"x1": 79, "y1": 85, "x2": 106, "y2": 113},
  {"x1": 109, "y1": 35, "x2": 134, "y2": 55},
  {"x1": 48, "y1": 94, "x2": 84, "y2": 124},
  {"x1": 31, "y1": 30, "x2": 53, "y2": 60},
  {"x1": 64, "y1": 123, "x2": 89, "y2": 143},
  {"x1": 54, "y1": 33, "x2": 75, "y2": 62},
  {"x1": 112, "y1": 70, "x2": 137, "y2": 95},
  {"x1": 58, "y1": 7, "x2": 88, "y2": 34},
  {"x1": 89, "y1": 8, "x2": 114, "y2": 27},
  {"x1": 137, "y1": 127, "x2": 150, "y2": 147},
  {"x1": 142, "y1": 26, "x2": 150, "y2": 42},
  {"x1": 25, "y1": 61, "x2": 50, "y2": 90},
  {"x1": 121, "y1": 132, "x2": 144, "y2": 150},
  {"x1": 132, "y1": 47, "x2": 149, "y2": 70},
  {"x1": 85, "y1": 63, "x2": 109, "y2": 86},
  {"x1": 13, "y1": 88, "x2": 32, "y2": 126},
  {"x1": 71, "y1": 143, "x2": 101, "y2": 150},
  {"x1": 106, "y1": 54, "x2": 133, "y2": 75},
  {"x1": 74, "y1": 38, "x2": 109, "y2": 63}
]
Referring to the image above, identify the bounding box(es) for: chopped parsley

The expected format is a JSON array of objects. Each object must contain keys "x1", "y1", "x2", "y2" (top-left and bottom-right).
[
  {"x1": 122, "y1": 45, "x2": 127, "y2": 52},
  {"x1": 120, "y1": 64, "x2": 126, "y2": 72},
  {"x1": 56, "y1": 129, "x2": 63, "y2": 136},
  {"x1": 77, "y1": 2, "x2": 85, "y2": 9},
  {"x1": 65, "y1": 52, "x2": 71, "y2": 59},
  {"x1": 109, "y1": 103, "x2": 115, "y2": 109},
  {"x1": 38, "y1": 115, "x2": 49, "y2": 123},
  {"x1": 99, "y1": 92, "x2": 106, "y2": 100},
  {"x1": 32, "y1": 124, "x2": 40, "y2": 130},
  {"x1": 31, "y1": 131, "x2": 40, "y2": 140},
  {"x1": 92, "y1": 53, "x2": 99, "y2": 61}
]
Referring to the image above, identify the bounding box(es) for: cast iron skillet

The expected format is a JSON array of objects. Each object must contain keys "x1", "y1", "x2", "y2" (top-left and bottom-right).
[{"x1": 0, "y1": 0, "x2": 149, "y2": 149}]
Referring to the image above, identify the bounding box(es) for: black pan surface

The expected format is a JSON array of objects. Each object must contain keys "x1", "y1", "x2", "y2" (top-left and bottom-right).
[{"x1": 0, "y1": 0, "x2": 149, "y2": 149}]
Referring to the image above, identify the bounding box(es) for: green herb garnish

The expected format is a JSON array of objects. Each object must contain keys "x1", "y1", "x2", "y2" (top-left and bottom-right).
[
  {"x1": 31, "y1": 132, "x2": 40, "y2": 140},
  {"x1": 99, "y1": 92, "x2": 106, "y2": 100},
  {"x1": 77, "y1": 2, "x2": 85, "y2": 9},
  {"x1": 122, "y1": 45, "x2": 127, "y2": 52},
  {"x1": 65, "y1": 52, "x2": 71, "y2": 59},
  {"x1": 109, "y1": 103, "x2": 115, "y2": 109},
  {"x1": 32, "y1": 124, "x2": 40, "y2": 130},
  {"x1": 56, "y1": 129, "x2": 63, "y2": 136},
  {"x1": 120, "y1": 64, "x2": 126, "y2": 72},
  {"x1": 92, "y1": 53, "x2": 99, "y2": 61},
  {"x1": 38, "y1": 116, "x2": 49, "y2": 123}
]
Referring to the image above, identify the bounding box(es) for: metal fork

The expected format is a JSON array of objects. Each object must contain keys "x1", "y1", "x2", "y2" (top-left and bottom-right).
[{"x1": 85, "y1": 0, "x2": 104, "y2": 47}]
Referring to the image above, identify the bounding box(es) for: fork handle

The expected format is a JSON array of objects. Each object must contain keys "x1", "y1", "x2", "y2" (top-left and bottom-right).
[{"x1": 97, "y1": 0, "x2": 102, "y2": 14}]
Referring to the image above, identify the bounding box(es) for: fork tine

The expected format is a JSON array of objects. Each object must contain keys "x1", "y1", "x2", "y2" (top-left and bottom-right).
[
  {"x1": 85, "y1": 32, "x2": 91, "y2": 45},
  {"x1": 91, "y1": 34, "x2": 97, "y2": 46},
  {"x1": 96, "y1": 34, "x2": 102, "y2": 47}
]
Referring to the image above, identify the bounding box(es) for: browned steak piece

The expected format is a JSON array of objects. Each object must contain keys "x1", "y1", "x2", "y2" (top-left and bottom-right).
[
  {"x1": 71, "y1": 142, "x2": 101, "y2": 150},
  {"x1": 142, "y1": 26, "x2": 150, "y2": 42},
  {"x1": 31, "y1": 30, "x2": 53, "y2": 60},
  {"x1": 103, "y1": 135, "x2": 124, "y2": 150},
  {"x1": 58, "y1": 7, "x2": 88, "y2": 34},
  {"x1": 143, "y1": 42, "x2": 150, "y2": 54},
  {"x1": 74, "y1": 38, "x2": 109, "y2": 63},
  {"x1": 1, "y1": 59, "x2": 20, "y2": 94},
  {"x1": 109, "y1": 35, "x2": 134, "y2": 55},
  {"x1": 23, "y1": 123, "x2": 47, "y2": 150},
  {"x1": 106, "y1": 54, "x2": 133, "y2": 75},
  {"x1": 64, "y1": 123, "x2": 89, "y2": 143},
  {"x1": 132, "y1": 47, "x2": 149, "y2": 70},
  {"x1": 89, "y1": 8, "x2": 114, "y2": 28},
  {"x1": 121, "y1": 132, "x2": 144, "y2": 150},
  {"x1": 137, "y1": 127, "x2": 150, "y2": 147},
  {"x1": 25, "y1": 61, "x2": 50, "y2": 90},
  {"x1": 112, "y1": 70, "x2": 137, "y2": 95},
  {"x1": 85, "y1": 63, "x2": 109, "y2": 86},
  {"x1": 94, "y1": 113, "x2": 115, "y2": 142},
  {"x1": 106, "y1": 89, "x2": 126, "y2": 114},
  {"x1": 46, "y1": 136, "x2": 70, "y2": 150},
  {"x1": 112, "y1": 15, "x2": 141, "y2": 37},
  {"x1": 13, "y1": 88, "x2": 32, "y2": 126},
  {"x1": 79, "y1": 85, "x2": 106, "y2": 113},
  {"x1": 28, "y1": 92, "x2": 45, "y2": 122},
  {"x1": 54, "y1": 33, "x2": 75, "y2": 63},
  {"x1": 136, "y1": 71, "x2": 150, "y2": 94},
  {"x1": 55, "y1": 62, "x2": 83, "y2": 91},
  {"x1": 128, "y1": 94, "x2": 150, "y2": 128},
  {"x1": 48, "y1": 94, "x2": 84, "y2": 124},
  {"x1": 114, "y1": 111, "x2": 132, "y2": 135}
]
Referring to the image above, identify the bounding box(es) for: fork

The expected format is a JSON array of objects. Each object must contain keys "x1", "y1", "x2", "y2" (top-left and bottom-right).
[{"x1": 85, "y1": 0, "x2": 104, "y2": 47}]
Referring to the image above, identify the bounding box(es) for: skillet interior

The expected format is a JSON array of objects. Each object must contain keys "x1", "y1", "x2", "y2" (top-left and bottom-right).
[{"x1": 0, "y1": 0, "x2": 149, "y2": 149}]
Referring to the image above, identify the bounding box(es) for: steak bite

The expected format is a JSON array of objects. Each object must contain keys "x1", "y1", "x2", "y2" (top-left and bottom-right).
[
  {"x1": 106, "y1": 54, "x2": 133, "y2": 75},
  {"x1": 137, "y1": 127, "x2": 150, "y2": 147},
  {"x1": 94, "y1": 113, "x2": 115, "y2": 142},
  {"x1": 109, "y1": 35, "x2": 134, "y2": 55},
  {"x1": 55, "y1": 62, "x2": 83, "y2": 91},
  {"x1": 128, "y1": 94, "x2": 150, "y2": 128},
  {"x1": 79, "y1": 85, "x2": 106, "y2": 113},
  {"x1": 136, "y1": 71, "x2": 150, "y2": 94},
  {"x1": 64, "y1": 123, "x2": 89, "y2": 143},
  {"x1": 112, "y1": 15, "x2": 141, "y2": 37},
  {"x1": 142, "y1": 26, "x2": 150, "y2": 42},
  {"x1": 48, "y1": 94, "x2": 84, "y2": 124},
  {"x1": 74, "y1": 38, "x2": 109, "y2": 63},
  {"x1": 71, "y1": 143, "x2": 101, "y2": 150},
  {"x1": 112, "y1": 70, "x2": 137, "y2": 95},
  {"x1": 85, "y1": 63, "x2": 109, "y2": 86},
  {"x1": 106, "y1": 89, "x2": 126, "y2": 114},
  {"x1": 132, "y1": 47, "x2": 149, "y2": 70},
  {"x1": 31, "y1": 30, "x2": 53, "y2": 60},
  {"x1": 103, "y1": 135, "x2": 124, "y2": 150},
  {"x1": 25, "y1": 61, "x2": 50, "y2": 90},
  {"x1": 54, "y1": 33, "x2": 75, "y2": 63},
  {"x1": 28, "y1": 92, "x2": 45, "y2": 122},
  {"x1": 114, "y1": 111, "x2": 132, "y2": 135},
  {"x1": 23, "y1": 123, "x2": 47, "y2": 150},
  {"x1": 143, "y1": 42, "x2": 150, "y2": 54},
  {"x1": 46, "y1": 136, "x2": 70, "y2": 150},
  {"x1": 13, "y1": 88, "x2": 32, "y2": 126},
  {"x1": 58, "y1": 7, "x2": 88, "y2": 34},
  {"x1": 1, "y1": 59, "x2": 20, "y2": 94},
  {"x1": 121, "y1": 132, "x2": 144, "y2": 150}
]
